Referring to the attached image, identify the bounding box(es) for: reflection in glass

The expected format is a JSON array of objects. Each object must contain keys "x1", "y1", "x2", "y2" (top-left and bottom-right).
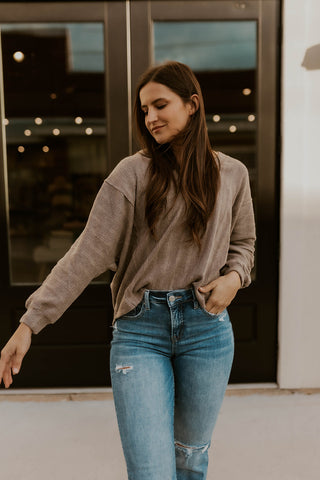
[
  {"x1": 153, "y1": 21, "x2": 257, "y2": 280},
  {"x1": 1, "y1": 23, "x2": 109, "y2": 284}
]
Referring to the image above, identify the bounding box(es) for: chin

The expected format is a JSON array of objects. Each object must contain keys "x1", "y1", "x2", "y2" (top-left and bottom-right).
[{"x1": 154, "y1": 135, "x2": 174, "y2": 144}]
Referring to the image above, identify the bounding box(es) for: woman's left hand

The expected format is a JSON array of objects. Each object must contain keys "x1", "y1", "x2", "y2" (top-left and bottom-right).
[{"x1": 198, "y1": 271, "x2": 242, "y2": 315}]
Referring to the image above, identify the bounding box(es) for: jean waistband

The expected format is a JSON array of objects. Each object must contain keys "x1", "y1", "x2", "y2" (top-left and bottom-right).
[{"x1": 143, "y1": 288, "x2": 199, "y2": 310}]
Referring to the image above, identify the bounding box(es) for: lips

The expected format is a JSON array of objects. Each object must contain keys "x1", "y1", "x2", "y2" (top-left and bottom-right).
[{"x1": 151, "y1": 125, "x2": 165, "y2": 133}]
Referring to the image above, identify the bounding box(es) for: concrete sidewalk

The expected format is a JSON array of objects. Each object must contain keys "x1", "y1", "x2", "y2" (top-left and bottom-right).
[{"x1": 0, "y1": 387, "x2": 319, "y2": 480}]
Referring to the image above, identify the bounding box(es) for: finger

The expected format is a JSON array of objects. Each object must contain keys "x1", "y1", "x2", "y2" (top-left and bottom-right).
[
  {"x1": 0, "y1": 356, "x2": 9, "y2": 386},
  {"x1": 206, "y1": 295, "x2": 226, "y2": 314},
  {"x1": 12, "y1": 353, "x2": 24, "y2": 375},
  {"x1": 198, "y1": 280, "x2": 217, "y2": 293},
  {"x1": 207, "y1": 305, "x2": 225, "y2": 315},
  {"x1": 3, "y1": 368, "x2": 13, "y2": 389},
  {"x1": 205, "y1": 297, "x2": 219, "y2": 314}
]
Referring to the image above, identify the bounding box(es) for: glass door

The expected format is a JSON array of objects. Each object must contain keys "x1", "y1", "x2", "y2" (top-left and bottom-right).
[
  {"x1": 153, "y1": 19, "x2": 257, "y2": 276},
  {"x1": 0, "y1": 2, "x2": 130, "y2": 387},
  {"x1": 131, "y1": 0, "x2": 280, "y2": 382}
]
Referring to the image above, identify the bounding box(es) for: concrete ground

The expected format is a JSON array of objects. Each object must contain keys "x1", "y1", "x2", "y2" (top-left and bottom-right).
[{"x1": 0, "y1": 385, "x2": 319, "y2": 480}]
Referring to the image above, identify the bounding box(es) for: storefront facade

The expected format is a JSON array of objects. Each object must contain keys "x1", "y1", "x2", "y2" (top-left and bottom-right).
[{"x1": 2, "y1": 0, "x2": 314, "y2": 389}]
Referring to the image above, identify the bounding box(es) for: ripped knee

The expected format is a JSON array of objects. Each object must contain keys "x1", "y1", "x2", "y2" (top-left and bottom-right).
[
  {"x1": 174, "y1": 439, "x2": 210, "y2": 457},
  {"x1": 115, "y1": 364, "x2": 133, "y2": 374}
]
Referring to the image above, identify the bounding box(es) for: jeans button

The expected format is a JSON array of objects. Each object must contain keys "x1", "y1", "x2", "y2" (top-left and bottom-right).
[{"x1": 169, "y1": 295, "x2": 175, "y2": 302}]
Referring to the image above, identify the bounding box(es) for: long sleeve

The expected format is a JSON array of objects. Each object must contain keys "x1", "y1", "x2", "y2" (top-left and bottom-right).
[
  {"x1": 220, "y1": 166, "x2": 256, "y2": 287},
  {"x1": 19, "y1": 151, "x2": 257, "y2": 331},
  {"x1": 20, "y1": 181, "x2": 134, "y2": 334}
]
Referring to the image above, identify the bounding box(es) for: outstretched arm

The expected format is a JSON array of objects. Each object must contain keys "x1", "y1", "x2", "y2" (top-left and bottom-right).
[{"x1": 19, "y1": 182, "x2": 134, "y2": 335}]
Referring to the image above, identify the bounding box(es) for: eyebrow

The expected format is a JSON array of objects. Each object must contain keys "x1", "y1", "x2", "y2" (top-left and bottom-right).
[{"x1": 141, "y1": 97, "x2": 167, "y2": 109}]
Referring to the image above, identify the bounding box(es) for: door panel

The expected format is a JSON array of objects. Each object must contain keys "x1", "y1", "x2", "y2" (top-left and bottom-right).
[
  {"x1": 130, "y1": 0, "x2": 279, "y2": 382},
  {"x1": 0, "y1": 2, "x2": 128, "y2": 388}
]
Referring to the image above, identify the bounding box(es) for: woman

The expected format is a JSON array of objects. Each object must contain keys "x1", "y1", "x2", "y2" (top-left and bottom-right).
[{"x1": 0, "y1": 61, "x2": 255, "y2": 479}]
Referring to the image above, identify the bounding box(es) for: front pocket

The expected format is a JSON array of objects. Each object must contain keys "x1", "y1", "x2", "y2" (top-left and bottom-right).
[
  {"x1": 121, "y1": 299, "x2": 145, "y2": 319},
  {"x1": 200, "y1": 307, "x2": 228, "y2": 322}
]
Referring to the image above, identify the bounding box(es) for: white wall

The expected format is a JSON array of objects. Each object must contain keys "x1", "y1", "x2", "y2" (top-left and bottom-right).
[{"x1": 278, "y1": 0, "x2": 320, "y2": 387}]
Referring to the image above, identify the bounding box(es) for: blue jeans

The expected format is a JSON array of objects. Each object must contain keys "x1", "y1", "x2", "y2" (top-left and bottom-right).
[{"x1": 110, "y1": 288, "x2": 234, "y2": 480}]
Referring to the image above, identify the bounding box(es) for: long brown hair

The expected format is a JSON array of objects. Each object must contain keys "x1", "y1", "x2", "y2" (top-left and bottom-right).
[{"x1": 134, "y1": 61, "x2": 220, "y2": 247}]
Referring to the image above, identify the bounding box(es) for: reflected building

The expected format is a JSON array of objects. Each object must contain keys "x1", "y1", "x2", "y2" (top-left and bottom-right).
[{"x1": 2, "y1": 23, "x2": 108, "y2": 283}]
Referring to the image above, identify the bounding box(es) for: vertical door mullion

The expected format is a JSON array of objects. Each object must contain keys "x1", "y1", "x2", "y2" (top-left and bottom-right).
[
  {"x1": 129, "y1": 0, "x2": 151, "y2": 152},
  {"x1": 255, "y1": 0, "x2": 279, "y2": 378},
  {"x1": 104, "y1": 1, "x2": 131, "y2": 173}
]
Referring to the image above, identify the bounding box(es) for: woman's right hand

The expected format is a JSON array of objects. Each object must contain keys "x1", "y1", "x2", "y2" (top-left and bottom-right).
[{"x1": 0, "y1": 323, "x2": 33, "y2": 388}]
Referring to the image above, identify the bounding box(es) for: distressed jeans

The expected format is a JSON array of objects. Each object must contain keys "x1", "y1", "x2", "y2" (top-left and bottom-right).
[{"x1": 110, "y1": 288, "x2": 234, "y2": 480}]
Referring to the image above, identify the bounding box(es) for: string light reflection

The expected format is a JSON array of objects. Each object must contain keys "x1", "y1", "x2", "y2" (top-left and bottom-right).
[{"x1": 13, "y1": 51, "x2": 25, "y2": 63}]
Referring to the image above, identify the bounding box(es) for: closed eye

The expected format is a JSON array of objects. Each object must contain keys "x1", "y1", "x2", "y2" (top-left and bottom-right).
[{"x1": 141, "y1": 104, "x2": 167, "y2": 115}]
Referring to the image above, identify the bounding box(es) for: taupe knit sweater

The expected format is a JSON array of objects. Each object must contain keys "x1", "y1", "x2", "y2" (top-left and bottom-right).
[{"x1": 20, "y1": 151, "x2": 256, "y2": 334}]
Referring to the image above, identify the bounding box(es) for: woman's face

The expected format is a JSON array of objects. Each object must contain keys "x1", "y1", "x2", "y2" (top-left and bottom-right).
[{"x1": 139, "y1": 82, "x2": 194, "y2": 144}]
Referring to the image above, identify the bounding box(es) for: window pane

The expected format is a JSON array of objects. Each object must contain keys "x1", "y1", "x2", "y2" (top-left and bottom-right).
[
  {"x1": 1, "y1": 23, "x2": 109, "y2": 284},
  {"x1": 153, "y1": 21, "x2": 257, "y2": 280}
]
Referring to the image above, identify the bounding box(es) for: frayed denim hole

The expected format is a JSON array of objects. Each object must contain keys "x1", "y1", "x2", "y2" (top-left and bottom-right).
[
  {"x1": 175, "y1": 440, "x2": 210, "y2": 456},
  {"x1": 218, "y1": 311, "x2": 227, "y2": 322}
]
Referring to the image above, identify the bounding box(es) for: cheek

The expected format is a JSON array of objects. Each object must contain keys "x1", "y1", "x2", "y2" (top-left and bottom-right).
[
  {"x1": 175, "y1": 105, "x2": 190, "y2": 124},
  {"x1": 177, "y1": 112, "x2": 190, "y2": 131}
]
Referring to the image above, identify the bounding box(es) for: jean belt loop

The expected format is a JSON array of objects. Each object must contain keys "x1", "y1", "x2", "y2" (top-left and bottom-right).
[
  {"x1": 192, "y1": 287, "x2": 199, "y2": 309},
  {"x1": 144, "y1": 290, "x2": 150, "y2": 310}
]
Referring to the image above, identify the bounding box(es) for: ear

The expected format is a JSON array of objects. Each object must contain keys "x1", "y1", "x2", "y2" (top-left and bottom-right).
[{"x1": 188, "y1": 94, "x2": 200, "y2": 115}]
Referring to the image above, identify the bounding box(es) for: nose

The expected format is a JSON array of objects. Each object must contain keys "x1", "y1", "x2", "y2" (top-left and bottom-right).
[{"x1": 146, "y1": 107, "x2": 158, "y2": 124}]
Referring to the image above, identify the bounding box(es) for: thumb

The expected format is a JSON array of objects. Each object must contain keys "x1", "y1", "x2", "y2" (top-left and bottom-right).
[{"x1": 198, "y1": 280, "x2": 217, "y2": 293}]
